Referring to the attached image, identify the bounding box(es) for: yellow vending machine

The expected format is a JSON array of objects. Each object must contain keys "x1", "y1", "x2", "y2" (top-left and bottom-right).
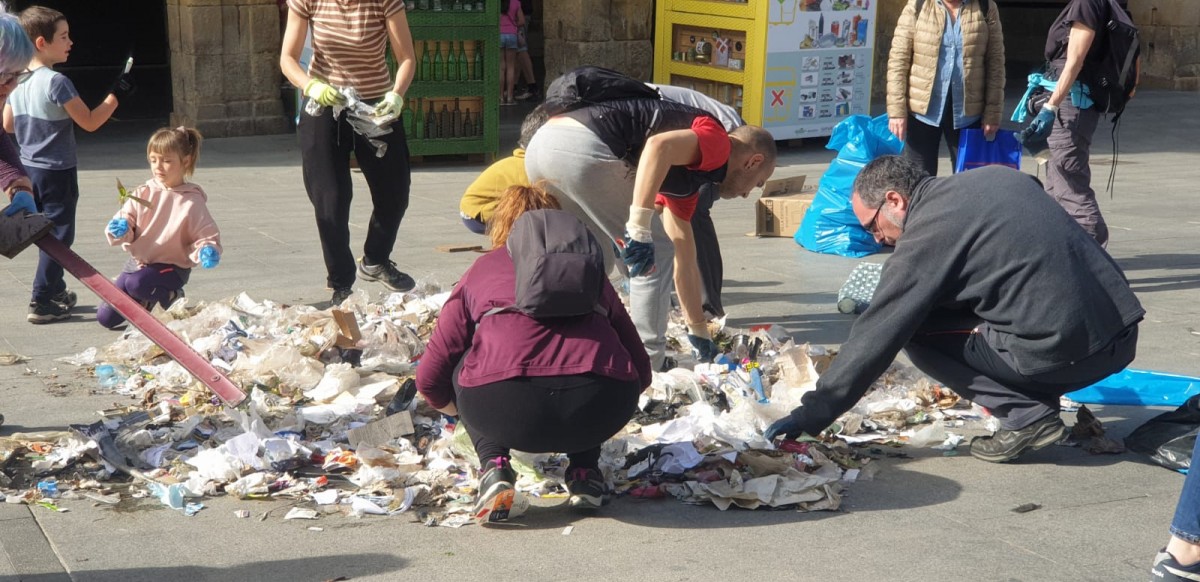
[{"x1": 654, "y1": 0, "x2": 877, "y2": 140}]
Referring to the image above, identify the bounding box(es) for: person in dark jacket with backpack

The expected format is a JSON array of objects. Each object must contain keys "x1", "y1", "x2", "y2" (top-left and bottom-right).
[
  {"x1": 765, "y1": 156, "x2": 1143, "y2": 464},
  {"x1": 1019, "y1": 0, "x2": 1139, "y2": 247},
  {"x1": 416, "y1": 184, "x2": 652, "y2": 522}
]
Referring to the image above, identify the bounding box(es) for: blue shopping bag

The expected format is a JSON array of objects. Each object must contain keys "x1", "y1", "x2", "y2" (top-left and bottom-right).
[{"x1": 954, "y1": 128, "x2": 1021, "y2": 173}]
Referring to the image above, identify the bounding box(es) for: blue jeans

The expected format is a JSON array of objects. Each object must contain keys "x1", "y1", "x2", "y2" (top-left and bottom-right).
[
  {"x1": 499, "y1": 33, "x2": 519, "y2": 49},
  {"x1": 27, "y1": 166, "x2": 78, "y2": 303},
  {"x1": 1172, "y1": 437, "x2": 1200, "y2": 543}
]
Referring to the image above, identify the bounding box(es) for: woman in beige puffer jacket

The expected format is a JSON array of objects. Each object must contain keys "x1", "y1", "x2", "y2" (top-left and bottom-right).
[{"x1": 886, "y1": 0, "x2": 1004, "y2": 175}]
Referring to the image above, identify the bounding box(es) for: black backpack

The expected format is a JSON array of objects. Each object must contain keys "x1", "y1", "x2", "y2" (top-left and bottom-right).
[
  {"x1": 484, "y1": 209, "x2": 608, "y2": 320},
  {"x1": 1085, "y1": 0, "x2": 1140, "y2": 120},
  {"x1": 542, "y1": 66, "x2": 661, "y2": 116}
]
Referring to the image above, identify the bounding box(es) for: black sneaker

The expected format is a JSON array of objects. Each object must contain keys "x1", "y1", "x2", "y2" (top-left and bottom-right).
[
  {"x1": 357, "y1": 258, "x2": 415, "y2": 293},
  {"x1": 659, "y1": 356, "x2": 677, "y2": 373},
  {"x1": 50, "y1": 289, "x2": 77, "y2": 310},
  {"x1": 566, "y1": 467, "x2": 608, "y2": 510},
  {"x1": 1152, "y1": 550, "x2": 1200, "y2": 581},
  {"x1": 330, "y1": 287, "x2": 353, "y2": 307},
  {"x1": 969, "y1": 414, "x2": 1067, "y2": 463},
  {"x1": 473, "y1": 456, "x2": 517, "y2": 522},
  {"x1": 27, "y1": 300, "x2": 70, "y2": 324}
]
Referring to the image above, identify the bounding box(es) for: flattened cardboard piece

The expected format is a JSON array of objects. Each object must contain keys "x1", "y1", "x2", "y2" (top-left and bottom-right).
[
  {"x1": 331, "y1": 309, "x2": 363, "y2": 349},
  {"x1": 346, "y1": 411, "x2": 415, "y2": 449}
]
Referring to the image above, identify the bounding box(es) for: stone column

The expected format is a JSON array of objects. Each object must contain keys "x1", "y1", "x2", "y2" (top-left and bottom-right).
[
  {"x1": 166, "y1": 0, "x2": 288, "y2": 138},
  {"x1": 542, "y1": 0, "x2": 654, "y2": 82}
]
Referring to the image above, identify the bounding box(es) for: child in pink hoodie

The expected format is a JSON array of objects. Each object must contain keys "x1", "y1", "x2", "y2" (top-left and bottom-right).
[{"x1": 97, "y1": 126, "x2": 221, "y2": 329}]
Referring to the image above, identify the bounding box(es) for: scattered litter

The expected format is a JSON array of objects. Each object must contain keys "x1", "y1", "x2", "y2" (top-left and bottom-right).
[
  {"x1": 562, "y1": 526, "x2": 573, "y2": 536},
  {"x1": 0, "y1": 289, "x2": 1030, "y2": 525},
  {"x1": 0, "y1": 352, "x2": 29, "y2": 365},
  {"x1": 284, "y1": 507, "x2": 319, "y2": 520},
  {"x1": 308, "y1": 526, "x2": 324, "y2": 532},
  {"x1": 1012, "y1": 503, "x2": 1042, "y2": 513}
]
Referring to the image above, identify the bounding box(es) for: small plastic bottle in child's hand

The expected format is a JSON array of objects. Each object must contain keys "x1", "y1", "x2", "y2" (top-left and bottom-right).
[{"x1": 199, "y1": 245, "x2": 220, "y2": 269}]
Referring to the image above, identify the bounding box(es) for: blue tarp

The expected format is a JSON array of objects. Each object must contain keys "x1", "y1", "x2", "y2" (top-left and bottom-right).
[{"x1": 1065, "y1": 368, "x2": 1200, "y2": 407}]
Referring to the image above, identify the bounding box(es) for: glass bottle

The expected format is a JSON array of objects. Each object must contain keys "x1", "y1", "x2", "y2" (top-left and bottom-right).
[
  {"x1": 463, "y1": 108, "x2": 473, "y2": 137},
  {"x1": 474, "y1": 109, "x2": 483, "y2": 135},
  {"x1": 439, "y1": 104, "x2": 452, "y2": 138},
  {"x1": 425, "y1": 101, "x2": 437, "y2": 139},
  {"x1": 432, "y1": 0, "x2": 443, "y2": 10},
  {"x1": 414, "y1": 99, "x2": 425, "y2": 139},
  {"x1": 446, "y1": 43, "x2": 458, "y2": 81},
  {"x1": 457, "y1": 41, "x2": 469, "y2": 81},
  {"x1": 432, "y1": 43, "x2": 443, "y2": 81},
  {"x1": 409, "y1": 99, "x2": 421, "y2": 138},
  {"x1": 451, "y1": 98, "x2": 462, "y2": 138},
  {"x1": 452, "y1": 0, "x2": 463, "y2": 10},
  {"x1": 419, "y1": 41, "x2": 431, "y2": 82},
  {"x1": 473, "y1": 41, "x2": 484, "y2": 81},
  {"x1": 475, "y1": 0, "x2": 484, "y2": 11},
  {"x1": 417, "y1": 0, "x2": 430, "y2": 9}
]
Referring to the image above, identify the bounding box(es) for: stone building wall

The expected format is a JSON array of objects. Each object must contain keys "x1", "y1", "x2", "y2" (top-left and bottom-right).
[
  {"x1": 166, "y1": 0, "x2": 287, "y2": 138},
  {"x1": 541, "y1": 0, "x2": 655, "y2": 81}
]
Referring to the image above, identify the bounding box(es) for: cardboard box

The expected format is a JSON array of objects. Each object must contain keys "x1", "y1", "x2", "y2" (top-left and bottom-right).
[{"x1": 755, "y1": 175, "x2": 814, "y2": 237}]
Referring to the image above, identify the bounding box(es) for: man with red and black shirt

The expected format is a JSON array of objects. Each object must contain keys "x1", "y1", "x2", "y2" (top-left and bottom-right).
[{"x1": 525, "y1": 98, "x2": 776, "y2": 370}]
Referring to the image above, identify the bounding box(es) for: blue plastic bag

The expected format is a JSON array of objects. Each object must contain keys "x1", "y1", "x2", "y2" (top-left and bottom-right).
[
  {"x1": 954, "y1": 128, "x2": 1021, "y2": 173},
  {"x1": 795, "y1": 114, "x2": 903, "y2": 258}
]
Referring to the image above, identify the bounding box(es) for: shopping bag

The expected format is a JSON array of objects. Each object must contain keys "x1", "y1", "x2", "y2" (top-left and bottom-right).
[{"x1": 954, "y1": 128, "x2": 1021, "y2": 173}]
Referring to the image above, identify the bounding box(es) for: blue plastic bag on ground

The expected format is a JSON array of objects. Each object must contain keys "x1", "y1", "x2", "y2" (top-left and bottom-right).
[
  {"x1": 954, "y1": 128, "x2": 1021, "y2": 173},
  {"x1": 796, "y1": 114, "x2": 903, "y2": 257}
]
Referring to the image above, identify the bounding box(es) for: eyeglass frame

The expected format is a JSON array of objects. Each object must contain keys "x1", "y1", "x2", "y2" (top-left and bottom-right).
[
  {"x1": 863, "y1": 205, "x2": 883, "y2": 236},
  {"x1": 0, "y1": 69, "x2": 32, "y2": 86}
]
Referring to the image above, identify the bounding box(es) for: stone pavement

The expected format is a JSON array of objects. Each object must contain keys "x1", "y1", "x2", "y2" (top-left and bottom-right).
[{"x1": 1, "y1": 90, "x2": 1198, "y2": 581}]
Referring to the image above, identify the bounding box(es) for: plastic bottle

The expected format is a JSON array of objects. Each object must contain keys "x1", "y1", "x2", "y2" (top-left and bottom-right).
[{"x1": 95, "y1": 364, "x2": 128, "y2": 390}]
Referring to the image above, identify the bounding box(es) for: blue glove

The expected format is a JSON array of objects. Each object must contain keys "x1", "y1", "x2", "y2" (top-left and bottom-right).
[
  {"x1": 765, "y1": 414, "x2": 804, "y2": 441},
  {"x1": 619, "y1": 234, "x2": 656, "y2": 277},
  {"x1": 106, "y1": 217, "x2": 129, "y2": 238},
  {"x1": 3, "y1": 190, "x2": 36, "y2": 216},
  {"x1": 1024, "y1": 103, "x2": 1057, "y2": 142},
  {"x1": 199, "y1": 245, "x2": 220, "y2": 269},
  {"x1": 687, "y1": 334, "x2": 720, "y2": 363}
]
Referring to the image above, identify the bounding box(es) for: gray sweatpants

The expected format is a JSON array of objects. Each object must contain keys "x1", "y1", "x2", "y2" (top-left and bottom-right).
[
  {"x1": 525, "y1": 122, "x2": 675, "y2": 370},
  {"x1": 1044, "y1": 99, "x2": 1107, "y2": 247}
]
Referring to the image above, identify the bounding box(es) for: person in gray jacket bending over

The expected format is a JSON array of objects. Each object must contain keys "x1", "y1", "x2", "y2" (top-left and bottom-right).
[{"x1": 766, "y1": 155, "x2": 1142, "y2": 463}]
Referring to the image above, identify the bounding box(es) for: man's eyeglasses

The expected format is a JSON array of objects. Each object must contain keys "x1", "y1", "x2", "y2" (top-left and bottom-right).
[
  {"x1": 0, "y1": 70, "x2": 32, "y2": 86},
  {"x1": 863, "y1": 205, "x2": 882, "y2": 236}
]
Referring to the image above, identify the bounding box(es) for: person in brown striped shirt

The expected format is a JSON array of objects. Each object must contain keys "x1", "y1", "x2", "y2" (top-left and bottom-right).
[{"x1": 280, "y1": 0, "x2": 418, "y2": 306}]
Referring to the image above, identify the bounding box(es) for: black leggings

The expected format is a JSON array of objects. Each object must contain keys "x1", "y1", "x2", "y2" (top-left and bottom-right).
[{"x1": 455, "y1": 373, "x2": 641, "y2": 470}]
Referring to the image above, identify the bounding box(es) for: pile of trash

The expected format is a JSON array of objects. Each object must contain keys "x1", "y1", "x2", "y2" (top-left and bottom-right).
[{"x1": 0, "y1": 287, "x2": 998, "y2": 525}]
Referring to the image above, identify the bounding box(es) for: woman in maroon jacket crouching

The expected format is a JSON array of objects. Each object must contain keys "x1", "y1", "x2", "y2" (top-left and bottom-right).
[{"x1": 416, "y1": 184, "x2": 652, "y2": 520}]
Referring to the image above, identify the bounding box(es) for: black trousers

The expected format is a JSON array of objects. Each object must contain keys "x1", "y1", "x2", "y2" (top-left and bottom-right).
[
  {"x1": 455, "y1": 373, "x2": 641, "y2": 470},
  {"x1": 903, "y1": 96, "x2": 980, "y2": 177},
  {"x1": 297, "y1": 104, "x2": 412, "y2": 290},
  {"x1": 903, "y1": 309, "x2": 1139, "y2": 430}
]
